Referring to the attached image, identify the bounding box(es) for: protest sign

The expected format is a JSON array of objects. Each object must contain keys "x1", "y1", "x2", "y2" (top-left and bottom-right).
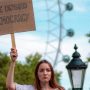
[{"x1": 0, "y1": 0, "x2": 35, "y2": 35}]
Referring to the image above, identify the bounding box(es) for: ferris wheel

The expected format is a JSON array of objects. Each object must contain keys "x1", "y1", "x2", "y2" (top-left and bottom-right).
[{"x1": 41, "y1": 0, "x2": 74, "y2": 68}]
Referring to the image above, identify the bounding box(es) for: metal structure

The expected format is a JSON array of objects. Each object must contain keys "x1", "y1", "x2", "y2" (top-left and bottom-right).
[
  {"x1": 44, "y1": 0, "x2": 74, "y2": 68},
  {"x1": 66, "y1": 44, "x2": 87, "y2": 90}
]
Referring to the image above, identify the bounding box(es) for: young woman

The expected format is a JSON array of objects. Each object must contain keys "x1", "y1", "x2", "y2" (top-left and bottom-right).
[{"x1": 6, "y1": 48, "x2": 64, "y2": 90}]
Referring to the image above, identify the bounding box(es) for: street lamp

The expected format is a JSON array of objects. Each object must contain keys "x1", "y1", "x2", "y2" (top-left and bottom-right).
[{"x1": 66, "y1": 44, "x2": 87, "y2": 90}]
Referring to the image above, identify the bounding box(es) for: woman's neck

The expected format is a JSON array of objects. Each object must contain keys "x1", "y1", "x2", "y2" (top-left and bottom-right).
[{"x1": 40, "y1": 82, "x2": 51, "y2": 90}]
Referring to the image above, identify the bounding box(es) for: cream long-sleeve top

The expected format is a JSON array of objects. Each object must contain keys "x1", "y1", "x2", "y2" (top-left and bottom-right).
[
  {"x1": 16, "y1": 84, "x2": 35, "y2": 90},
  {"x1": 16, "y1": 84, "x2": 59, "y2": 90}
]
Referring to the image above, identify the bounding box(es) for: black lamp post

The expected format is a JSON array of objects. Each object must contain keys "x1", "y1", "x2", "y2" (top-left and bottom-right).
[{"x1": 66, "y1": 44, "x2": 87, "y2": 90}]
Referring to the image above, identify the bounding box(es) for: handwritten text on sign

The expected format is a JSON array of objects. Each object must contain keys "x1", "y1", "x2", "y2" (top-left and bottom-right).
[{"x1": 0, "y1": 0, "x2": 35, "y2": 35}]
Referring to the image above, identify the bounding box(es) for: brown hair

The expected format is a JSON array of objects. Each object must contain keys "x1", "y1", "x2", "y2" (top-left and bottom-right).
[{"x1": 34, "y1": 60, "x2": 64, "y2": 90}]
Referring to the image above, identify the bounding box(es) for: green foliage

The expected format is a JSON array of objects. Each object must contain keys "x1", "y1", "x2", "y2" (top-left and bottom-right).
[
  {"x1": 0, "y1": 52, "x2": 10, "y2": 90},
  {"x1": 86, "y1": 33, "x2": 90, "y2": 37},
  {"x1": 55, "y1": 71, "x2": 62, "y2": 84},
  {"x1": 86, "y1": 33, "x2": 90, "y2": 43},
  {"x1": 15, "y1": 53, "x2": 42, "y2": 85},
  {"x1": 87, "y1": 57, "x2": 90, "y2": 62},
  {"x1": 86, "y1": 32, "x2": 90, "y2": 62},
  {"x1": 0, "y1": 52, "x2": 62, "y2": 90}
]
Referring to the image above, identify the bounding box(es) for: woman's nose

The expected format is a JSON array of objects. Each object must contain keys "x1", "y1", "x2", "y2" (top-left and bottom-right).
[{"x1": 44, "y1": 70, "x2": 47, "y2": 74}]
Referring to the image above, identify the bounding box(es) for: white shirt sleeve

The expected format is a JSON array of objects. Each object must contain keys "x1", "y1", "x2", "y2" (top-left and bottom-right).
[{"x1": 16, "y1": 83, "x2": 35, "y2": 90}]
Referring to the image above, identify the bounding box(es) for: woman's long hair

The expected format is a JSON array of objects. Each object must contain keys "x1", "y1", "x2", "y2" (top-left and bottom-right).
[{"x1": 34, "y1": 60, "x2": 64, "y2": 90}]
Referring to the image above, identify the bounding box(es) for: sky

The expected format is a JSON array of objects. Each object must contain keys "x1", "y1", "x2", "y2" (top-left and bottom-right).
[{"x1": 0, "y1": 0, "x2": 90, "y2": 90}]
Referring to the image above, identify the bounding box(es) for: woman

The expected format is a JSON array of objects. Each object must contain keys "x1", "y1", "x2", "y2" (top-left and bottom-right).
[{"x1": 6, "y1": 48, "x2": 64, "y2": 90}]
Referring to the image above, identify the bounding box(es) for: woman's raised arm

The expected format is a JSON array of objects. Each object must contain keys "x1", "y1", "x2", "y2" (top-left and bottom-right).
[{"x1": 6, "y1": 48, "x2": 18, "y2": 90}]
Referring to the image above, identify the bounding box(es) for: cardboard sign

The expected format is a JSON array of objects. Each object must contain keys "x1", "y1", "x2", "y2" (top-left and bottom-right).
[{"x1": 0, "y1": 0, "x2": 35, "y2": 35}]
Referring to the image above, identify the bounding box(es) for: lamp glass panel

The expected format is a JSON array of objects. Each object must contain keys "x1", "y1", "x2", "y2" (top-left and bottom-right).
[{"x1": 71, "y1": 70, "x2": 82, "y2": 88}]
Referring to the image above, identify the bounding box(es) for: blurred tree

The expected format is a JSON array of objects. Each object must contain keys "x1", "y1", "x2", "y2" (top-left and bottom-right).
[
  {"x1": 86, "y1": 32, "x2": 90, "y2": 62},
  {"x1": 86, "y1": 32, "x2": 90, "y2": 43},
  {"x1": 87, "y1": 57, "x2": 90, "y2": 62},
  {"x1": 15, "y1": 53, "x2": 42, "y2": 84},
  {"x1": 0, "y1": 52, "x2": 10, "y2": 90},
  {"x1": 0, "y1": 52, "x2": 62, "y2": 90},
  {"x1": 55, "y1": 71, "x2": 62, "y2": 84}
]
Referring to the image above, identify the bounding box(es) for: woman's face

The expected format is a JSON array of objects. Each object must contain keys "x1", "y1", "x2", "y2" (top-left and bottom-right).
[{"x1": 38, "y1": 63, "x2": 51, "y2": 83}]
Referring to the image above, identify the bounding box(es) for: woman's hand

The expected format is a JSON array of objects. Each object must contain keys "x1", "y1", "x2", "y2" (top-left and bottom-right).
[{"x1": 10, "y1": 48, "x2": 18, "y2": 62}]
